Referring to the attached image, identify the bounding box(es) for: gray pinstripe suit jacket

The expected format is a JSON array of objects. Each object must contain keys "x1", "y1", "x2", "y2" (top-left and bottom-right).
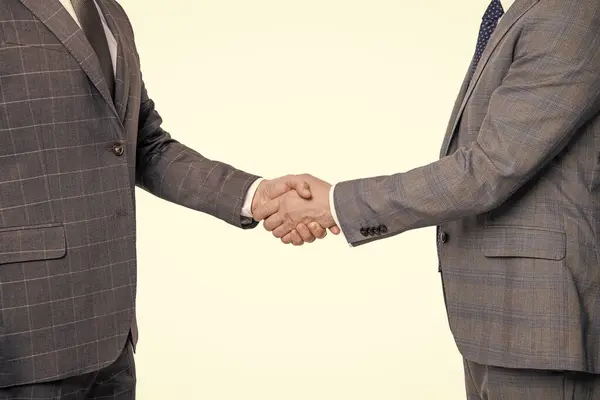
[
  {"x1": 0, "y1": 0, "x2": 258, "y2": 387},
  {"x1": 334, "y1": 0, "x2": 600, "y2": 373}
]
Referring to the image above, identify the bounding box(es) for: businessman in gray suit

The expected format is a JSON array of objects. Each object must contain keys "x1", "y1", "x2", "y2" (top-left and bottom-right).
[
  {"x1": 256, "y1": 0, "x2": 600, "y2": 398},
  {"x1": 0, "y1": 0, "x2": 336, "y2": 398}
]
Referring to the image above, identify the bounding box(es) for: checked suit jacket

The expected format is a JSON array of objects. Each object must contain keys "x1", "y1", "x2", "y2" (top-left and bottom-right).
[
  {"x1": 0, "y1": 0, "x2": 259, "y2": 388},
  {"x1": 333, "y1": 0, "x2": 600, "y2": 373}
]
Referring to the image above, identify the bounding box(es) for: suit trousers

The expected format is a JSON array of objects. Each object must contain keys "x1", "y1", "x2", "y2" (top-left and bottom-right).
[
  {"x1": 0, "y1": 338, "x2": 135, "y2": 400},
  {"x1": 464, "y1": 359, "x2": 600, "y2": 400}
]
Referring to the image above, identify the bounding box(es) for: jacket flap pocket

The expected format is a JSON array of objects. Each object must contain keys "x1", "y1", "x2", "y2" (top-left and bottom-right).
[
  {"x1": 0, "y1": 223, "x2": 66, "y2": 265},
  {"x1": 483, "y1": 226, "x2": 566, "y2": 260},
  {"x1": 1, "y1": 20, "x2": 68, "y2": 52}
]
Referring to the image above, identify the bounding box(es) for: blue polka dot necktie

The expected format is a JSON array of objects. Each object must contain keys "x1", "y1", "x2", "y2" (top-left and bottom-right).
[{"x1": 469, "y1": 0, "x2": 504, "y2": 79}]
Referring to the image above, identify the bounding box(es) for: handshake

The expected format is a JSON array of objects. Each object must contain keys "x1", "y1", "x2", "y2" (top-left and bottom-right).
[{"x1": 250, "y1": 174, "x2": 341, "y2": 245}]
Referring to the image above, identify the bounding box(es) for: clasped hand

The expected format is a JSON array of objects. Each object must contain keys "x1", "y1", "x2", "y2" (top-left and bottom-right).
[{"x1": 251, "y1": 174, "x2": 340, "y2": 245}]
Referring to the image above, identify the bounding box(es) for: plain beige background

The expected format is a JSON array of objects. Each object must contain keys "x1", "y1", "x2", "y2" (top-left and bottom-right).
[{"x1": 118, "y1": 0, "x2": 490, "y2": 398}]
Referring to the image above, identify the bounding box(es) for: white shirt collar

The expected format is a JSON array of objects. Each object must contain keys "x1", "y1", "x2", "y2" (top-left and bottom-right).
[{"x1": 501, "y1": 0, "x2": 516, "y2": 11}]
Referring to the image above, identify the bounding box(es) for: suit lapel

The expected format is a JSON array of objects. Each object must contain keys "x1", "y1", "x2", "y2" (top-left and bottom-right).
[
  {"x1": 18, "y1": 0, "x2": 119, "y2": 119},
  {"x1": 439, "y1": 65, "x2": 473, "y2": 158},
  {"x1": 96, "y1": 0, "x2": 132, "y2": 123},
  {"x1": 441, "y1": 0, "x2": 539, "y2": 157}
]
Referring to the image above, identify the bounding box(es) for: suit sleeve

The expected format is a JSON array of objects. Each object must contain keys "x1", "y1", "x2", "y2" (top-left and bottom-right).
[
  {"x1": 135, "y1": 80, "x2": 260, "y2": 229},
  {"x1": 111, "y1": 4, "x2": 260, "y2": 229},
  {"x1": 332, "y1": 3, "x2": 600, "y2": 246}
]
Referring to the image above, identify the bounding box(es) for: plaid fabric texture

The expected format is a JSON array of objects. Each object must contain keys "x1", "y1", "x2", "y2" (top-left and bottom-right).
[
  {"x1": 333, "y1": 0, "x2": 600, "y2": 373},
  {"x1": 0, "y1": 0, "x2": 258, "y2": 387}
]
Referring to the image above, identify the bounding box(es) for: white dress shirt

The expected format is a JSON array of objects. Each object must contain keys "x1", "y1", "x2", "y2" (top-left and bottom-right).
[
  {"x1": 61, "y1": 0, "x2": 516, "y2": 226},
  {"x1": 502, "y1": 0, "x2": 516, "y2": 10}
]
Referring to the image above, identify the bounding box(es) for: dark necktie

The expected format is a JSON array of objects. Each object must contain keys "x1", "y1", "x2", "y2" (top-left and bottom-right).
[
  {"x1": 70, "y1": 0, "x2": 115, "y2": 97},
  {"x1": 469, "y1": 0, "x2": 504, "y2": 79}
]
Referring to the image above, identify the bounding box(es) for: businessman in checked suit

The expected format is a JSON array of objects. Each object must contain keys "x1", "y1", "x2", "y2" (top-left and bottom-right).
[
  {"x1": 0, "y1": 0, "x2": 338, "y2": 398},
  {"x1": 255, "y1": 0, "x2": 600, "y2": 398}
]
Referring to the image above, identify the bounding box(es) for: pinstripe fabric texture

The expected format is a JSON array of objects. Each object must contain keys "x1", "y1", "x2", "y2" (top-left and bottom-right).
[
  {"x1": 0, "y1": 0, "x2": 258, "y2": 388},
  {"x1": 333, "y1": 0, "x2": 600, "y2": 373}
]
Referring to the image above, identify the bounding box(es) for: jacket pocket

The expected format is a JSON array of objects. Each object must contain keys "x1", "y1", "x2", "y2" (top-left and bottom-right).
[
  {"x1": 0, "y1": 222, "x2": 66, "y2": 265},
  {"x1": 1, "y1": 20, "x2": 68, "y2": 52},
  {"x1": 483, "y1": 226, "x2": 566, "y2": 260}
]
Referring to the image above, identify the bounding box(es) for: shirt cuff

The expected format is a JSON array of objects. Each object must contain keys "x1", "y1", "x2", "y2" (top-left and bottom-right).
[
  {"x1": 241, "y1": 178, "x2": 264, "y2": 218},
  {"x1": 329, "y1": 183, "x2": 340, "y2": 227}
]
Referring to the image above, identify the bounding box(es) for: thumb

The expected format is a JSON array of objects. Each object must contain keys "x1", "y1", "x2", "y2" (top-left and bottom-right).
[
  {"x1": 284, "y1": 176, "x2": 312, "y2": 199},
  {"x1": 329, "y1": 225, "x2": 341, "y2": 235}
]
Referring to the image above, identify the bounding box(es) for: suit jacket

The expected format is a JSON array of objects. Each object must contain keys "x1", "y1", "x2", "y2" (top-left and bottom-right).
[
  {"x1": 0, "y1": 0, "x2": 258, "y2": 387},
  {"x1": 334, "y1": 0, "x2": 600, "y2": 373}
]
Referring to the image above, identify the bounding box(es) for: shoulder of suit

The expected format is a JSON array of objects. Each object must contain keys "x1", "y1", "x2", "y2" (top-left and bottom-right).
[
  {"x1": 97, "y1": 1, "x2": 131, "y2": 23},
  {"x1": 99, "y1": 0, "x2": 136, "y2": 36},
  {"x1": 530, "y1": 0, "x2": 600, "y2": 20}
]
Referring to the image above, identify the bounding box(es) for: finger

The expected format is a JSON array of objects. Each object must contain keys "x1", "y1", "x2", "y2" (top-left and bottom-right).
[
  {"x1": 295, "y1": 223, "x2": 315, "y2": 243},
  {"x1": 289, "y1": 230, "x2": 304, "y2": 246},
  {"x1": 281, "y1": 232, "x2": 293, "y2": 244},
  {"x1": 329, "y1": 225, "x2": 341, "y2": 235},
  {"x1": 272, "y1": 220, "x2": 295, "y2": 238},
  {"x1": 282, "y1": 175, "x2": 312, "y2": 199},
  {"x1": 307, "y1": 222, "x2": 326, "y2": 239},
  {"x1": 263, "y1": 213, "x2": 284, "y2": 231},
  {"x1": 253, "y1": 198, "x2": 279, "y2": 221}
]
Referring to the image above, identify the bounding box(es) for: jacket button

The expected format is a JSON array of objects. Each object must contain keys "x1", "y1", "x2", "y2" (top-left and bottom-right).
[
  {"x1": 373, "y1": 226, "x2": 381, "y2": 235},
  {"x1": 112, "y1": 143, "x2": 124, "y2": 156},
  {"x1": 360, "y1": 228, "x2": 369, "y2": 237},
  {"x1": 379, "y1": 225, "x2": 388, "y2": 234},
  {"x1": 440, "y1": 231, "x2": 448, "y2": 243}
]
